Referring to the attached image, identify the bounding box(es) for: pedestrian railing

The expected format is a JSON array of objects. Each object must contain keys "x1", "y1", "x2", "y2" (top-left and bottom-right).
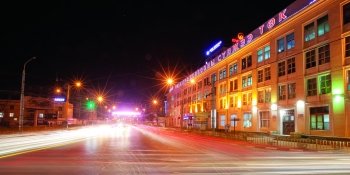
[{"x1": 187, "y1": 129, "x2": 350, "y2": 152}]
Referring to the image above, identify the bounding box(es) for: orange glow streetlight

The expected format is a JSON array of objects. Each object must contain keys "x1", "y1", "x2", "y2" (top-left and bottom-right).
[
  {"x1": 97, "y1": 95, "x2": 104, "y2": 103},
  {"x1": 153, "y1": 99, "x2": 158, "y2": 105},
  {"x1": 75, "y1": 81, "x2": 82, "y2": 88},
  {"x1": 166, "y1": 78, "x2": 174, "y2": 85},
  {"x1": 190, "y1": 79, "x2": 195, "y2": 84},
  {"x1": 55, "y1": 88, "x2": 61, "y2": 93}
]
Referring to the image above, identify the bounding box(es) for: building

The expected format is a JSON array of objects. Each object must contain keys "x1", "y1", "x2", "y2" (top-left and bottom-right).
[
  {"x1": 166, "y1": 0, "x2": 350, "y2": 137},
  {"x1": 0, "y1": 96, "x2": 71, "y2": 127}
]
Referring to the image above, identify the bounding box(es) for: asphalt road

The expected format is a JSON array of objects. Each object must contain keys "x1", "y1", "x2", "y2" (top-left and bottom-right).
[{"x1": 0, "y1": 124, "x2": 350, "y2": 174}]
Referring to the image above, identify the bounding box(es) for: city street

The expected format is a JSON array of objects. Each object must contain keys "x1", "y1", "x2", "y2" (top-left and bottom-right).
[{"x1": 0, "y1": 125, "x2": 350, "y2": 174}]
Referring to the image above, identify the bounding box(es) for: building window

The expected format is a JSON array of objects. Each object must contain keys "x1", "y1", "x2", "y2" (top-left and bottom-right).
[
  {"x1": 229, "y1": 80, "x2": 233, "y2": 92},
  {"x1": 219, "y1": 68, "x2": 227, "y2": 80},
  {"x1": 264, "y1": 67, "x2": 271, "y2": 81},
  {"x1": 242, "y1": 74, "x2": 252, "y2": 88},
  {"x1": 265, "y1": 88, "x2": 271, "y2": 102},
  {"x1": 242, "y1": 94, "x2": 247, "y2": 105},
  {"x1": 211, "y1": 73, "x2": 217, "y2": 83},
  {"x1": 344, "y1": 3, "x2": 350, "y2": 25},
  {"x1": 258, "y1": 45, "x2": 270, "y2": 62},
  {"x1": 307, "y1": 78, "x2": 317, "y2": 96},
  {"x1": 258, "y1": 90, "x2": 264, "y2": 103},
  {"x1": 319, "y1": 74, "x2": 331, "y2": 94},
  {"x1": 286, "y1": 33, "x2": 295, "y2": 50},
  {"x1": 305, "y1": 49, "x2": 316, "y2": 69},
  {"x1": 39, "y1": 113, "x2": 44, "y2": 118},
  {"x1": 242, "y1": 58, "x2": 246, "y2": 69},
  {"x1": 310, "y1": 106, "x2": 329, "y2": 130},
  {"x1": 258, "y1": 70, "x2": 263, "y2": 83},
  {"x1": 346, "y1": 36, "x2": 350, "y2": 57},
  {"x1": 230, "y1": 114, "x2": 237, "y2": 127},
  {"x1": 278, "y1": 61, "x2": 285, "y2": 77},
  {"x1": 10, "y1": 105, "x2": 14, "y2": 110},
  {"x1": 304, "y1": 22, "x2": 315, "y2": 42},
  {"x1": 229, "y1": 96, "x2": 234, "y2": 107},
  {"x1": 9, "y1": 113, "x2": 14, "y2": 117},
  {"x1": 243, "y1": 113, "x2": 252, "y2": 128},
  {"x1": 260, "y1": 111, "x2": 270, "y2": 128},
  {"x1": 287, "y1": 57, "x2": 295, "y2": 74},
  {"x1": 257, "y1": 49, "x2": 263, "y2": 62},
  {"x1": 278, "y1": 85, "x2": 286, "y2": 100},
  {"x1": 0, "y1": 112, "x2": 3, "y2": 118},
  {"x1": 247, "y1": 55, "x2": 252, "y2": 67},
  {"x1": 229, "y1": 64, "x2": 234, "y2": 76},
  {"x1": 220, "y1": 115, "x2": 226, "y2": 127},
  {"x1": 234, "y1": 79, "x2": 238, "y2": 90},
  {"x1": 288, "y1": 83, "x2": 296, "y2": 99},
  {"x1": 317, "y1": 15, "x2": 330, "y2": 36},
  {"x1": 347, "y1": 70, "x2": 350, "y2": 91},
  {"x1": 318, "y1": 44, "x2": 330, "y2": 65},
  {"x1": 277, "y1": 38, "x2": 285, "y2": 53}
]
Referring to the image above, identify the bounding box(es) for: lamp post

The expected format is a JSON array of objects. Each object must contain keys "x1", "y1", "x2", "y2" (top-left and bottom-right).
[
  {"x1": 64, "y1": 81, "x2": 82, "y2": 129},
  {"x1": 19, "y1": 57, "x2": 36, "y2": 132}
]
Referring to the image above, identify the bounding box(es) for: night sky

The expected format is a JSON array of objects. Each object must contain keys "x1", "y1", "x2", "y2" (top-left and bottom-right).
[{"x1": 1, "y1": 0, "x2": 296, "y2": 104}]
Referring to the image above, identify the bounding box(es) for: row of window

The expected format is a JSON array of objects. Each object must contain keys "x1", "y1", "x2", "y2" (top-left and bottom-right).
[{"x1": 219, "y1": 106, "x2": 329, "y2": 131}]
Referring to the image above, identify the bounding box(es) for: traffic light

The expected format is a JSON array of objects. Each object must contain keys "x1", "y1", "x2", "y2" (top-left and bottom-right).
[{"x1": 85, "y1": 100, "x2": 96, "y2": 111}]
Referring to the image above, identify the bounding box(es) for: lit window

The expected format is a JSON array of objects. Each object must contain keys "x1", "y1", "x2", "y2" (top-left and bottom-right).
[
  {"x1": 257, "y1": 49, "x2": 263, "y2": 63},
  {"x1": 304, "y1": 22, "x2": 315, "y2": 42},
  {"x1": 347, "y1": 70, "x2": 350, "y2": 91},
  {"x1": 9, "y1": 113, "x2": 14, "y2": 117},
  {"x1": 220, "y1": 115, "x2": 226, "y2": 127},
  {"x1": 258, "y1": 90, "x2": 264, "y2": 103},
  {"x1": 310, "y1": 106, "x2": 329, "y2": 130},
  {"x1": 243, "y1": 113, "x2": 252, "y2": 128},
  {"x1": 286, "y1": 33, "x2": 295, "y2": 50},
  {"x1": 319, "y1": 74, "x2": 331, "y2": 94},
  {"x1": 230, "y1": 114, "x2": 237, "y2": 127},
  {"x1": 39, "y1": 113, "x2": 44, "y2": 118},
  {"x1": 277, "y1": 38, "x2": 285, "y2": 53},
  {"x1": 264, "y1": 45, "x2": 270, "y2": 60},
  {"x1": 317, "y1": 15, "x2": 330, "y2": 36},
  {"x1": 0, "y1": 112, "x2": 3, "y2": 118},
  {"x1": 265, "y1": 88, "x2": 271, "y2": 102}
]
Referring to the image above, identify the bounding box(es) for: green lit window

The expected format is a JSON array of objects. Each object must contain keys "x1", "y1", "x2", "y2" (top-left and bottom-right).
[
  {"x1": 305, "y1": 49, "x2": 316, "y2": 69},
  {"x1": 318, "y1": 44, "x2": 330, "y2": 65},
  {"x1": 317, "y1": 15, "x2": 330, "y2": 36},
  {"x1": 310, "y1": 106, "x2": 329, "y2": 130},
  {"x1": 304, "y1": 22, "x2": 315, "y2": 42},
  {"x1": 319, "y1": 74, "x2": 331, "y2": 94},
  {"x1": 307, "y1": 78, "x2": 317, "y2": 96}
]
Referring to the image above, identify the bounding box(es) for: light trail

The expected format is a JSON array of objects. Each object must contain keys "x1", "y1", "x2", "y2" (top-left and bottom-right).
[{"x1": 0, "y1": 124, "x2": 130, "y2": 158}]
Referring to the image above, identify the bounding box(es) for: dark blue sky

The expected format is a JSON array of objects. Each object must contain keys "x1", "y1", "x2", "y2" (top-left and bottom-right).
[{"x1": 1, "y1": 0, "x2": 295, "y2": 103}]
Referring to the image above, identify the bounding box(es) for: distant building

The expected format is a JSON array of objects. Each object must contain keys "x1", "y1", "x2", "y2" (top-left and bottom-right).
[
  {"x1": 167, "y1": 0, "x2": 350, "y2": 137},
  {"x1": 0, "y1": 96, "x2": 71, "y2": 127}
]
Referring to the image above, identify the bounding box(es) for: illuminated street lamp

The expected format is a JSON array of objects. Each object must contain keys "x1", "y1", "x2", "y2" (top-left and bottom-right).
[
  {"x1": 97, "y1": 95, "x2": 104, "y2": 103},
  {"x1": 166, "y1": 78, "x2": 174, "y2": 86},
  {"x1": 65, "y1": 80, "x2": 83, "y2": 128},
  {"x1": 19, "y1": 57, "x2": 36, "y2": 132},
  {"x1": 153, "y1": 99, "x2": 158, "y2": 105}
]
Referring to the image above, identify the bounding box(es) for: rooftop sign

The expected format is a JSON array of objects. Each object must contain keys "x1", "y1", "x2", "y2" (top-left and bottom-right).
[
  {"x1": 205, "y1": 41, "x2": 222, "y2": 56},
  {"x1": 174, "y1": 0, "x2": 318, "y2": 90}
]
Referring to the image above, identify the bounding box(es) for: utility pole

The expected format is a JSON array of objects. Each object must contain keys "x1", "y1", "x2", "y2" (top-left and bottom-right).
[{"x1": 19, "y1": 57, "x2": 36, "y2": 133}]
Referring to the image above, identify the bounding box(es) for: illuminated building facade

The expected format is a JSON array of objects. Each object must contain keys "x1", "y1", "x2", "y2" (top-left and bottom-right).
[{"x1": 167, "y1": 0, "x2": 350, "y2": 137}]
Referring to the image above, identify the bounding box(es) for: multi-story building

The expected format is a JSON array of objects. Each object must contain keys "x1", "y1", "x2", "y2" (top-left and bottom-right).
[{"x1": 166, "y1": 0, "x2": 350, "y2": 137}]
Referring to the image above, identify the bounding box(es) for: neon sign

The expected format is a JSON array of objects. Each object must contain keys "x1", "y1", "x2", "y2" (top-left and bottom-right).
[
  {"x1": 174, "y1": 0, "x2": 318, "y2": 90},
  {"x1": 206, "y1": 41, "x2": 222, "y2": 56},
  {"x1": 54, "y1": 97, "x2": 65, "y2": 102}
]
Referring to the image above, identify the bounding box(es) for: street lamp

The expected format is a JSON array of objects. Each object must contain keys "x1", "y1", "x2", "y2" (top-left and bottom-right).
[
  {"x1": 19, "y1": 57, "x2": 36, "y2": 132},
  {"x1": 64, "y1": 81, "x2": 82, "y2": 129}
]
